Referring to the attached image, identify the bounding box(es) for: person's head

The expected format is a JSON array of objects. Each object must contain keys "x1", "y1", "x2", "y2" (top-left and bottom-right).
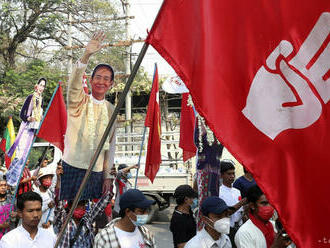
[
  {"x1": 90, "y1": 64, "x2": 114, "y2": 100},
  {"x1": 118, "y1": 164, "x2": 132, "y2": 179},
  {"x1": 243, "y1": 167, "x2": 253, "y2": 178},
  {"x1": 119, "y1": 189, "x2": 155, "y2": 226},
  {"x1": 0, "y1": 177, "x2": 7, "y2": 198},
  {"x1": 247, "y1": 185, "x2": 274, "y2": 223},
  {"x1": 40, "y1": 158, "x2": 49, "y2": 168},
  {"x1": 174, "y1": 184, "x2": 198, "y2": 208},
  {"x1": 17, "y1": 192, "x2": 42, "y2": 229},
  {"x1": 67, "y1": 200, "x2": 88, "y2": 220},
  {"x1": 220, "y1": 160, "x2": 236, "y2": 187},
  {"x1": 38, "y1": 167, "x2": 54, "y2": 189},
  {"x1": 201, "y1": 196, "x2": 231, "y2": 235},
  {"x1": 34, "y1": 78, "x2": 47, "y2": 95}
]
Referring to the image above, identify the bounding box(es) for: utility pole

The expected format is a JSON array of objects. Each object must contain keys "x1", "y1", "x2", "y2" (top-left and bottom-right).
[{"x1": 123, "y1": 0, "x2": 132, "y2": 153}]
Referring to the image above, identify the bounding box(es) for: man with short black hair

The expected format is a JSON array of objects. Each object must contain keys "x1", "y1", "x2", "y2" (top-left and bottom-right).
[
  {"x1": 234, "y1": 185, "x2": 291, "y2": 248},
  {"x1": 185, "y1": 196, "x2": 232, "y2": 248},
  {"x1": 0, "y1": 191, "x2": 56, "y2": 247},
  {"x1": 219, "y1": 160, "x2": 245, "y2": 247},
  {"x1": 94, "y1": 189, "x2": 156, "y2": 248},
  {"x1": 170, "y1": 184, "x2": 197, "y2": 248},
  {"x1": 233, "y1": 168, "x2": 256, "y2": 199}
]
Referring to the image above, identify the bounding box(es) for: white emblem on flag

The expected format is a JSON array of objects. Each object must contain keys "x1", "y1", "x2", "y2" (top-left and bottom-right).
[
  {"x1": 243, "y1": 12, "x2": 330, "y2": 140},
  {"x1": 162, "y1": 75, "x2": 189, "y2": 94}
]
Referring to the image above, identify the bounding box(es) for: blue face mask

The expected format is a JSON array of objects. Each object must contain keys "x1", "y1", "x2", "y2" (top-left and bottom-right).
[
  {"x1": 126, "y1": 172, "x2": 132, "y2": 179},
  {"x1": 191, "y1": 198, "x2": 198, "y2": 209},
  {"x1": 130, "y1": 213, "x2": 149, "y2": 226}
]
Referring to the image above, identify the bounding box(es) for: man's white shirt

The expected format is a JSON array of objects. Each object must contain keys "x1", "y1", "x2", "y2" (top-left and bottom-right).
[
  {"x1": 114, "y1": 226, "x2": 146, "y2": 248},
  {"x1": 0, "y1": 225, "x2": 56, "y2": 248},
  {"x1": 185, "y1": 227, "x2": 232, "y2": 248},
  {"x1": 219, "y1": 185, "x2": 243, "y2": 227}
]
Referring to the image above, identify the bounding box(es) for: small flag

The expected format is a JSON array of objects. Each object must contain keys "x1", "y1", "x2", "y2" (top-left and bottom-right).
[
  {"x1": 144, "y1": 64, "x2": 161, "y2": 183},
  {"x1": 0, "y1": 117, "x2": 16, "y2": 168}
]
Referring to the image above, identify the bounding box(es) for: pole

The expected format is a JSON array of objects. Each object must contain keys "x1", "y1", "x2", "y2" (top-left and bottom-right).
[
  {"x1": 134, "y1": 126, "x2": 147, "y2": 189},
  {"x1": 54, "y1": 42, "x2": 150, "y2": 248},
  {"x1": 9, "y1": 84, "x2": 60, "y2": 214}
]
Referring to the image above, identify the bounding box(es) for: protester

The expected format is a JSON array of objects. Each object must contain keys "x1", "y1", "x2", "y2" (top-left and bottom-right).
[
  {"x1": 219, "y1": 160, "x2": 245, "y2": 247},
  {"x1": 18, "y1": 160, "x2": 36, "y2": 195},
  {"x1": 6, "y1": 78, "x2": 46, "y2": 187},
  {"x1": 233, "y1": 168, "x2": 256, "y2": 199},
  {"x1": 54, "y1": 163, "x2": 112, "y2": 248},
  {"x1": 185, "y1": 196, "x2": 232, "y2": 248},
  {"x1": 0, "y1": 191, "x2": 56, "y2": 247},
  {"x1": 113, "y1": 164, "x2": 138, "y2": 217},
  {"x1": 60, "y1": 31, "x2": 116, "y2": 201},
  {"x1": 0, "y1": 176, "x2": 17, "y2": 239},
  {"x1": 94, "y1": 189, "x2": 156, "y2": 248},
  {"x1": 32, "y1": 167, "x2": 55, "y2": 229},
  {"x1": 234, "y1": 185, "x2": 292, "y2": 248},
  {"x1": 170, "y1": 184, "x2": 197, "y2": 248}
]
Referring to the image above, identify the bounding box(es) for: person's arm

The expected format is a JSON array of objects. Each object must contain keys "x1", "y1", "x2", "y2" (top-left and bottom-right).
[
  {"x1": 120, "y1": 164, "x2": 139, "y2": 174},
  {"x1": 86, "y1": 191, "x2": 112, "y2": 222},
  {"x1": 20, "y1": 176, "x2": 37, "y2": 184},
  {"x1": 102, "y1": 127, "x2": 116, "y2": 194}
]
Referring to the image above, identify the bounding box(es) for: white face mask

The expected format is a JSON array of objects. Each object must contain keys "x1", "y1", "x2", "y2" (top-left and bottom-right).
[{"x1": 206, "y1": 217, "x2": 231, "y2": 234}]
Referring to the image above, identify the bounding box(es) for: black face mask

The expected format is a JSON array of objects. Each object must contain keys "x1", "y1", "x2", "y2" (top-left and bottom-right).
[{"x1": 0, "y1": 193, "x2": 6, "y2": 198}]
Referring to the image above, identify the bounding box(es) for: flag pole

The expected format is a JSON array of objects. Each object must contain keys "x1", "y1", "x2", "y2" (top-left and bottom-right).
[
  {"x1": 8, "y1": 83, "x2": 60, "y2": 214},
  {"x1": 134, "y1": 126, "x2": 147, "y2": 189},
  {"x1": 54, "y1": 42, "x2": 150, "y2": 247}
]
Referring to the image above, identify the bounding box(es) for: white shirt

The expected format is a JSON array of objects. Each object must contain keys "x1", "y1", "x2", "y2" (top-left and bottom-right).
[
  {"x1": 219, "y1": 185, "x2": 243, "y2": 227},
  {"x1": 114, "y1": 226, "x2": 145, "y2": 248},
  {"x1": 0, "y1": 225, "x2": 56, "y2": 248},
  {"x1": 185, "y1": 227, "x2": 232, "y2": 248},
  {"x1": 33, "y1": 187, "x2": 55, "y2": 226}
]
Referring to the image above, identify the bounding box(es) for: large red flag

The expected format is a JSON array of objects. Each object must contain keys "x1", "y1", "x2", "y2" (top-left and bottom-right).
[
  {"x1": 179, "y1": 93, "x2": 196, "y2": 162},
  {"x1": 37, "y1": 84, "x2": 67, "y2": 152},
  {"x1": 147, "y1": 1, "x2": 330, "y2": 247},
  {"x1": 144, "y1": 64, "x2": 161, "y2": 183}
]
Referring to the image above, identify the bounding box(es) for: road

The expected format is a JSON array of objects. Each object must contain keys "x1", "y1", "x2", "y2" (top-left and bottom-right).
[{"x1": 146, "y1": 203, "x2": 175, "y2": 248}]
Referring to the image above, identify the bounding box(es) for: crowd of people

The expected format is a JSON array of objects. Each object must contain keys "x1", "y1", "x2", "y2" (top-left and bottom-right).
[{"x1": 0, "y1": 32, "x2": 295, "y2": 248}]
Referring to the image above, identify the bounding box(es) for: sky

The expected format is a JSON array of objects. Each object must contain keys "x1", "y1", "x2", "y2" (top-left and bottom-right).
[{"x1": 129, "y1": 0, "x2": 175, "y2": 77}]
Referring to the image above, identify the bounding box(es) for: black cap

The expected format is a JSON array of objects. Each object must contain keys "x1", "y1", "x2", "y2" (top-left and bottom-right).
[
  {"x1": 174, "y1": 185, "x2": 198, "y2": 199},
  {"x1": 201, "y1": 196, "x2": 229, "y2": 216},
  {"x1": 120, "y1": 189, "x2": 155, "y2": 210},
  {"x1": 118, "y1": 164, "x2": 128, "y2": 171}
]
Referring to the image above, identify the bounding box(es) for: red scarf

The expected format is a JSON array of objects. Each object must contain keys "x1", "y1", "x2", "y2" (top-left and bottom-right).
[{"x1": 249, "y1": 213, "x2": 275, "y2": 247}]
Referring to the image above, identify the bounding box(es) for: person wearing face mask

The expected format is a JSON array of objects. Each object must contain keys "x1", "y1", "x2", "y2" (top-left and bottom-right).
[
  {"x1": 113, "y1": 164, "x2": 139, "y2": 218},
  {"x1": 94, "y1": 189, "x2": 156, "y2": 248},
  {"x1": 185, "y1": 196, "x2": 232, "y2": 248},
  {"x1": 54, "y1": 163, "x2": 112, "y2": 248},
  {"x1": 170, "y1": 184, "x2": 198, "y2": 248},
  {"x1": 234, "y1": 185, "x2": 292, "y2": 248},
  {"x1": 32, "y1": 167, "x2": 55, "y2": 230}
]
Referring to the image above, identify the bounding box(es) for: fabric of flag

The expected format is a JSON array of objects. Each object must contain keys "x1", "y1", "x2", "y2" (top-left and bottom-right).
[
  {"x1": 37, "y1": 83, "x2": 67, "y2": 152},
  {"x1": 147, "y1": 1, "x2": 330, "y2": 247},
  {"x1": 144, "y1": 64, "x2": 161, "y2": 183},
  {"x1": 179, "y1": 93, "x2": 196, "y2": 161},
  {"x1": 0, "y1": 117, "x2": 16, "y2": 168}
]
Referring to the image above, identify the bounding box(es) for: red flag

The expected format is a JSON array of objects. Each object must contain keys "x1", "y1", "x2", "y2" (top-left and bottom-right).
[
  {"x1": 37, "y1": 84, "x2": 67, "y2": 152},
  {"x1": 179, "y1": 93, "x2": 196, "y2": 161},
  {"x1": 147, "y1": 1, "x2": 330, "y2": 247},
  {"x1": 144, "y1": 64, "x2": 161, "y2": 183}
]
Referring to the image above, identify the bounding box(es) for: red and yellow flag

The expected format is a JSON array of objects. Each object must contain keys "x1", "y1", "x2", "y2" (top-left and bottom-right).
[{"x1": 0, "y1": 117, "x2": 16, "y2": 168}]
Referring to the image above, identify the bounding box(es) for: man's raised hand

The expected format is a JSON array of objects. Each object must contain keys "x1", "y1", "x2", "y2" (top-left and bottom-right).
[{"x1": 81, "y1": 31, "x2": 106, "y2": 63}]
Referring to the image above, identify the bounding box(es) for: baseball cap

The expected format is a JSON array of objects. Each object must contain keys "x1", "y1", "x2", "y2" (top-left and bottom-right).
[
  {"x1": 174, "y1": 185, "x2": 198, "y2": 199},
  {"x1": 201, "y1": 196, "x2": 229, "y2": 216},
  {"x1": 120, "y1": 189, "x2": 155, "y2": 210},
  {"x1": 118, "y1": 164, "x2": 128, "y2": 171}
]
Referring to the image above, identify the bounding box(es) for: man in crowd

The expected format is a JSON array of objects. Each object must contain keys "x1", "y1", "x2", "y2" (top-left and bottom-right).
[
  {"x1": 219, "y1": 160, "x2": 245, "y2": 246},
  {"x1": 185, "y1": 196, "x2": 232, "y2": 248},
  {"x1": 32, "y1": 167, "x2": 55, "y2": 230},
  {"x1": 113, "y1": 164, "x2": 138, "y2": 218},
  {"x1": 234, "y1": 185, "x2": 292, "y2": 248},
  {"x1": 94, "y1": 189, "x2": 156, "y2": 248},
  {"x1": 54, "y1": 162, "x2": 112, "y2": 248},
  {"x1": 170, "y1": 184, "x2": 197, "y2": 248},
  {"x1": 0, "y1": 176, "x2": 16, "y2": 239},
  {"x1": 233, "y1": 168, "x2": 256, "y2": 199},
  {"x1": 60, "y1": 31, "x2": 116, "y2": 201},
  {"x1": 0, "y1": 191, "x2": 56, "y2": 247}
]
